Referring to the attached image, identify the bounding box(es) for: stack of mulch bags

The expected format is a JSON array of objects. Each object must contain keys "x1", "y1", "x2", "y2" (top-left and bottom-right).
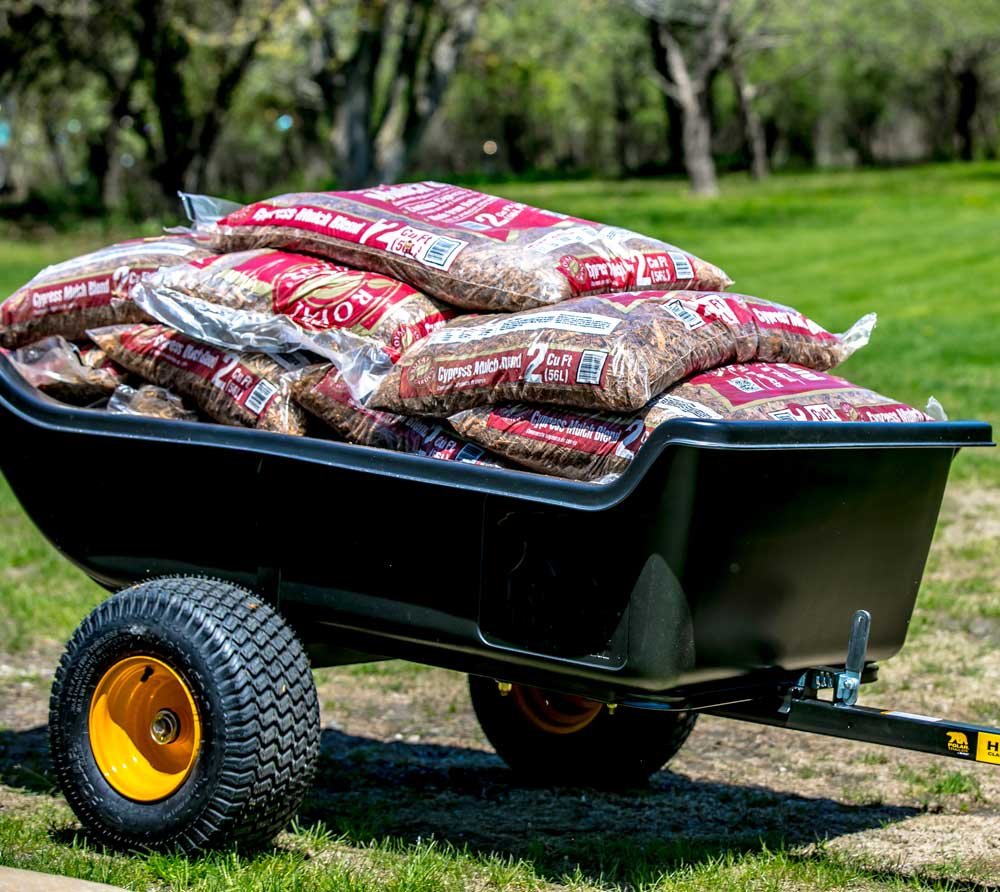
[{"x1": 0, "y1": 182, "x2": 938, "y2": 482}]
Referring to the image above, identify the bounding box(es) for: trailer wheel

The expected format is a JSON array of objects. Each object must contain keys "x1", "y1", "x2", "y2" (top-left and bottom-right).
[
  {"x1": 469, "y1": 676, "x2": 696, "y2": 787},
  {"x1": 49, "y1": 577, "x2": 320, "y2": 854}
]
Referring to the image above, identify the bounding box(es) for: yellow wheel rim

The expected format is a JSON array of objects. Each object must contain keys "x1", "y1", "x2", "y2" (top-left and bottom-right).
[
  {"x1": 512, "y1": 685, "x2": 604, "y2": 735},
  {"x1": 88, "y1": 655, "x2": 201, "y2": 802}
]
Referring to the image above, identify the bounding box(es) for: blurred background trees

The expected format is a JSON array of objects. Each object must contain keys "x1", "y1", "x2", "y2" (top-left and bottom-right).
[{"x1": 0, "y1": 0, "x2": 998, "y2": 216}]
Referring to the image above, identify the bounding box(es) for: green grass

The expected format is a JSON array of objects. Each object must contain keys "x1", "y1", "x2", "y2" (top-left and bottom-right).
[
  {"x1": 0, "y1": 475, "x2": 105, "y2": 652},
  {"x1": 0, "y1": 163, "x2": 997, "y2": 890},
  {"x1": 895, "y1": 764, "x2": 983, "y2": 803},
  {"x1": 0, "y1": 810, "x2": 981, "y2": 891}
]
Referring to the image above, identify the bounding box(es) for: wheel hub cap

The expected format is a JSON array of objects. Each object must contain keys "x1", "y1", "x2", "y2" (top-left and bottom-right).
[
  {"x1": 150, "y1": 709, "x2": 180, "y2": 745},
  {"x1": 88, "y1": 656, "x2": 201, "y2": 802}
]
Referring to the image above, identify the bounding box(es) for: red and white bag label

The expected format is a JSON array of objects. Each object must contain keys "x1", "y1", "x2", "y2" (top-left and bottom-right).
[
  {"x1": 743, "y1": 300, "x2": 838, "y2": 343},
  {"x1": 485, "y1": 405, "x2": 643, "y2": 458},
  {"x1": 4, "y1": 272, "x2": 119, "y2": 324}
]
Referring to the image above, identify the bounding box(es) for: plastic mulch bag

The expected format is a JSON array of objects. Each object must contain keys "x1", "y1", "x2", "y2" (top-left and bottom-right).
[
  {"x1": 88, "y1": 324, "x2": 309, "y2": 436},
  {"x1": 291, "y1": 363, "x2": 501, "y2": 465},
  {"x1": 0, "y1": 236, "x2": 211, "y2": 348},
  {"x1": 187, "y1": 182, "x2": 733, "y2": 312},
  {"x1": 107, "y1": 383, "x2": 198, "y2": 422},
  {"x1": 370, "y1": 291, "x2": 875, "y2": 415},
  {"x1": 449, "y1": 363, "x2": 932, "y2": 482},
  {"x1": 133, "y1": 248, "x2": 455, "y2": 363},
  {"x1": 6, "y1": 335, "x2": 124, "y2": 404}
]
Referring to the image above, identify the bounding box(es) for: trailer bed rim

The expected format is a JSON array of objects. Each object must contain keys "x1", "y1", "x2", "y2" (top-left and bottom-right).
[{"x1": 0, "y1": 355, "x2": 992, "y2": 512}]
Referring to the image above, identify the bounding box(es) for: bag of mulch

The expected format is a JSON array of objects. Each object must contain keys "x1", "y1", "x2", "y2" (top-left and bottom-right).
[
  {"x1": 6, "y1": 336, "x2": 125, "y2": 404},
  {"x1": 292, "y1": 364, "x2": 500, "y2": 465},
  {"x1": 187, "y1": 182, "x2": 732, "y2": 312},
  {"x1": 648, "y1": 363, "x2": 935, "y2": 424},
  {"x1": 0, "y1": 236, "x2": 212, "y2": 348},
  {"x1": 107, "y1": 384, "x2": 198, "y2": 422},
  {"x1": 370, "y1": 291, "x2": 875, "y2": 416},
  {"x1": 133, "y1": 248, "x2": 455, "y2": 364},
  {"x1": 450, "y1": 363, "x2": 933, "y2": 482},
  {"x1": 88, "y1": 324, "x2": 309, "y2": 435}
]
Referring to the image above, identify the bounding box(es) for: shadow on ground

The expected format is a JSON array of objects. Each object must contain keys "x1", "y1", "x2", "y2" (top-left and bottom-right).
[
  {"x1": 0, "y1": 724, "x2": 924, "y2": 887},
  {"x1": 300, "y1": 728, "x2": 920, "y2": 886},
  {"x1": 0, "y1": 725, "x2": 54, "y2": 795}
]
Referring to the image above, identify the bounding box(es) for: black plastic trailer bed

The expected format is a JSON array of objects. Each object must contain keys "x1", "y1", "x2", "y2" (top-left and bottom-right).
[{"x1": 0, "y1": 354, "x2": 994, "y2": 853}]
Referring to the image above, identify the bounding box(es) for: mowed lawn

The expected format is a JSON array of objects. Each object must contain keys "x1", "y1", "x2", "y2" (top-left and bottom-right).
[{"x1": 0, "y1": 164, "x2": 997, "y2": 891}]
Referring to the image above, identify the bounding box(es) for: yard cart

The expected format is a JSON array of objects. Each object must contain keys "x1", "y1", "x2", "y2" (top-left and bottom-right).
[{"x1": 0, "y1": 355, "x2": 994, "y2": 853}]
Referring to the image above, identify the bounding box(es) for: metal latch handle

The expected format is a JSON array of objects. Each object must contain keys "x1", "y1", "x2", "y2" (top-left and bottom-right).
[{"x1": 836, "y1": 609, "x2": 871, "y2": 706}]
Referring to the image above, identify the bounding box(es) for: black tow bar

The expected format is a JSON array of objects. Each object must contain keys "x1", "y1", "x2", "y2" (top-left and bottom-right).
[{"x1": 708, "y1": 610, "x2": 1000, "y2": 768}]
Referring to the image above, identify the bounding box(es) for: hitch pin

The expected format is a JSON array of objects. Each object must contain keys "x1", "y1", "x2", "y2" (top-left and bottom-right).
[{"x1": 835, "y1": 609, "x2": 871, "y2": 707}]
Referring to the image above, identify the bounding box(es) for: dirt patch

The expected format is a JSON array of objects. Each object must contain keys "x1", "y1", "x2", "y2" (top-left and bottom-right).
[
  {"x1": 821, "y1": 814, "x2": 1000, "y2": 885},
  {"x1": 0, "y1": 482, "x2": 996, "y2": 883}
]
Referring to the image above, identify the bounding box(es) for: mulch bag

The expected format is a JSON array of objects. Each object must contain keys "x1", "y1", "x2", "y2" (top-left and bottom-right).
[
  {"x1": 107, "y1": 384, "x2": 198, "y2": 422},
  {"x1": 450, "y1": 362, "x2": 933, "y2": 482},
  {"x1": 370, "y1": 291, "x2": 875, "y2": 416},
  {"x1": 6, "y1": 336, "x2": 124, "y2": 404},
  {"x1": 0, "y1": 236, "x2": 212, "y2": 348},
  {"x1": 192, "y1": 182, "x2": 732, "y2": 312},
  {"x1": 291, "y1": 364, "x2": 500, "y2": 465},
  {"x1": 88, "y1": 324, "x2": 308, "y2": 435},
  {"x1": 133, "y1": 248, "x2": 455, "y2": 363}
]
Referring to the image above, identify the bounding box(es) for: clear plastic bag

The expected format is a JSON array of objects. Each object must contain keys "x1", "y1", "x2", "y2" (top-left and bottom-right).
[
  {"x1": 107, "y1": 384, "x2": 198, "y2": 422},
  {"x1": 7, "y1": 335, "x2": 124, "y2": 404}
]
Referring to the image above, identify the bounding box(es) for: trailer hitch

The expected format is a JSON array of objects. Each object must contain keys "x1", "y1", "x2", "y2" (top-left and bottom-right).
[
  {"x1": 779, "y1": 609, "x2": 870, "y2": 712},
  {"x1": 709, "y1": 609, "x2": 1000, "y2": 767}
]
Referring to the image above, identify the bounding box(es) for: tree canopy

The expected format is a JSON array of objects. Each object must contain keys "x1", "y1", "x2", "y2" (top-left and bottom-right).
[{"x1": 1, "y1": 0, "x2": 997, "y2": 212}]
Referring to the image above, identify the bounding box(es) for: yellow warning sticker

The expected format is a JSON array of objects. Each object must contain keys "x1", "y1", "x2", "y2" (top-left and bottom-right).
[{"x1": 976, "y1": 732, "x2": 1000, "y2": 765}]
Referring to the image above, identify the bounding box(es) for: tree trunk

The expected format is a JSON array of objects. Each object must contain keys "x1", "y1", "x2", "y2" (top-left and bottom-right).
[
  {"x1": 955, "y1": 63, "x2": 979, "y2": 162},
  {"x1": 731, "y1": 56, "x2": 768, "y2": 180},
  {"x1": 647, "y1": 16, "x2": 723, "y2": 195},
  {"x1": 612, "y1": 69, "x2": 632, "y2": 177},
  {"x1": 334, "y1": 80, "x2": 379, "y2": 188},
  {"x1": 374, "y1": 0, "x2": 481, "y2": 185},
  {"x1": 680, "y1": 92, "x2": 718, "y2": 196},
  {"x1": 665, "y1": 96, "x2": 685, "y2": 173},
  {"x1": 42, "y1": 118, "x2": 70, "y2": 188},
  {"x1": 648, "y1": 18, "x2": 685, "y2": 173}
]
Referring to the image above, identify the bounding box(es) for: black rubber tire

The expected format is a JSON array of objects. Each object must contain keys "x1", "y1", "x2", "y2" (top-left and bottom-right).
[
  {"x1": 469, "y1": 675, "x2": 697, "y2": 788},
  {"x1": 49, "y1": 577, "x2": 320, "y2": 854}
]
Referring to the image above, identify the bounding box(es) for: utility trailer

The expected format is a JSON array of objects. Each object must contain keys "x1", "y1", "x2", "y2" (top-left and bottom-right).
[{"x1": 0, "y1": 355, "x2": 993, "y2": 853}]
